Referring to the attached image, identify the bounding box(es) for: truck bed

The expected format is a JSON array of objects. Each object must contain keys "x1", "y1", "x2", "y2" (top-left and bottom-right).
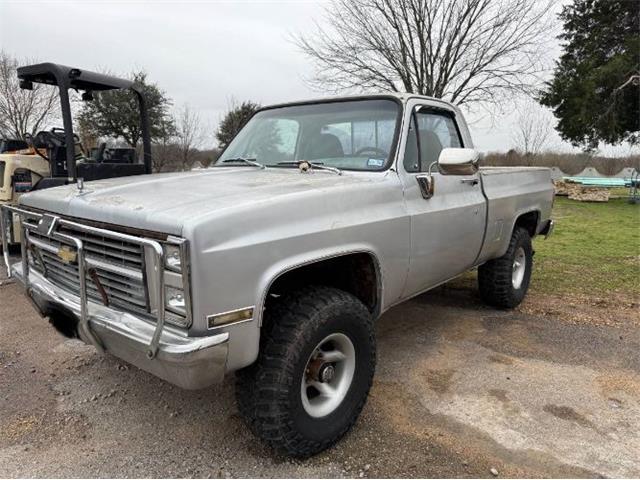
[{"x1": 476, "y1": 166, "x2": 554, "y2": 264}]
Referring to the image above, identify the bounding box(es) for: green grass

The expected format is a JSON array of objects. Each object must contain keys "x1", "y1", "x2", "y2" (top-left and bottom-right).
[
  {"x1": 532, "y1": 196, "x2": 640, "y2": 297},
  {"x1": 609, "y1": 186, "x2": 633, "y2": 198}
]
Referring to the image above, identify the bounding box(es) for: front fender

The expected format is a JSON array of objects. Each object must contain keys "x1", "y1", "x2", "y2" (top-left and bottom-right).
[{"x1": 255, "y1": 245, "x2": 385, "y2": 327}]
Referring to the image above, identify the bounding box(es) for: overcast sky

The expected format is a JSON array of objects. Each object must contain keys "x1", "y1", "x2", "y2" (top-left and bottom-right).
[{"x1": 0, "y1": 0, "x2": 635, "y2": 156}]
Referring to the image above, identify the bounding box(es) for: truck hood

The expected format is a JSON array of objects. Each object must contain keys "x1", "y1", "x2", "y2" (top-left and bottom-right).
[{"x1": 19, "y1": 167, "x2": 380, "y2": 236}]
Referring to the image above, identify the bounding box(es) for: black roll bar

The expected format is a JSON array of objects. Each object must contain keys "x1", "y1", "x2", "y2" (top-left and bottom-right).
[{"x1": 16, "y1": 63, "x2": 153, "y2": 180}]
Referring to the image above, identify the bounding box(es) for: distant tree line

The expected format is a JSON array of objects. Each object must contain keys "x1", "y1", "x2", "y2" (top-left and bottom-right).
[{"x1": 481, "y1": 150, "x2": 639, "y2": 176}]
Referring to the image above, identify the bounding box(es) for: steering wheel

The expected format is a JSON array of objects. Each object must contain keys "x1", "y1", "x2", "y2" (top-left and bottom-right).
[
  {"x1": 48, "y1": 128, "x2": 69, "y2": 145},
  {"x1": 50, "y1": 128, "x2": 87, "y2": 159},
  {"x1": 355, "y1": 146, "x2": 388, "y2": 157},
  {"x1": 31, "y1": 128, "x2": 88, "y2": 163},
  {"x1": 24, "y1": 132, "x2": 51, "y2": 162}
]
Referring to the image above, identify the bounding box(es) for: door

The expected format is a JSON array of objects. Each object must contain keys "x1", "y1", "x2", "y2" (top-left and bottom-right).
[{"x1": 400, "y1": 103, "x2": 486, "y2": 298}]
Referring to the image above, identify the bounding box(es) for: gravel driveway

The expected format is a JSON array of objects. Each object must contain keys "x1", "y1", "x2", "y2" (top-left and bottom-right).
[{"x1": 1, "y1": 257, "x2": 638, "y2": 478}]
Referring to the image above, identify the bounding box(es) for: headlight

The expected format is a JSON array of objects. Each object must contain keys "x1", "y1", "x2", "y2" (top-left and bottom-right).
[
  {"x1": 165, "y1": 286, "x2": 186, "y2": 315},
  {"x1": 158, "y1": 238, "x2": 191, "y2": 328},
  {"x1": 164, "y1": 244, "x2": 182, "y2": 272}
]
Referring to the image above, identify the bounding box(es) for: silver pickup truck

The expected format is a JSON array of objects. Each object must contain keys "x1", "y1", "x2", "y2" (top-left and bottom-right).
[{"x1": 1, "y1": 94, "x2": 554, "y2": 457}]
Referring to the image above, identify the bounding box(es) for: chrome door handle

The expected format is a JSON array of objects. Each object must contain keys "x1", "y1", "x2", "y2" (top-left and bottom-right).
[{"x1": 460, "y1": 178, "x2": 479, "y2": 186}]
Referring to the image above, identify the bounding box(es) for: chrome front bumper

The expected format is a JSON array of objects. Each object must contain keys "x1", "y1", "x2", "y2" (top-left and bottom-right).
[
  {"x1": 2, "y1": 205, "x2": 229, "y2": 389},
  {"x1": 11, "y1": 263, "x2": 229, "y2": 389}
]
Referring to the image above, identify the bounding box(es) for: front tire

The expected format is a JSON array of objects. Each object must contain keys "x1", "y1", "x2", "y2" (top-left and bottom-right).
[
  {"x1": 235, "y1": 286, "x2": 376, "y2": 457},
  {"x1": 478, "y1": 227, "x2": 533, "y2": 309}
]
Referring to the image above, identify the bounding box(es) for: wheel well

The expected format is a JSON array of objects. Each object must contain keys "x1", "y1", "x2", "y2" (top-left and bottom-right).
[
  {"x1": 266, "y1": 253, "x2": 380, "y2": 315},
  {"x1": 514, "y1": 211, "x2": 539, "y2": 237}
]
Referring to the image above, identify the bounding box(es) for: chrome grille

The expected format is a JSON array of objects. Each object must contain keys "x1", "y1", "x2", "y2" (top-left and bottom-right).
[
  {"x1": 28, "y1": 229, "x2": 148, "y2": 315},
  {"x1": 58, "y1": 227, "x2": 144, "y2": 270}
]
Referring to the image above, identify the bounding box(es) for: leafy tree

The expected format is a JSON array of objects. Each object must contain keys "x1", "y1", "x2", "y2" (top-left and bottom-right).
[
  {"x1": 540, "y1": 0, "x2": 640, "y2": 150},
  {"x1": 78, "y1": 71, "x2": 175, "y2": 148},
  {"x1": 215, "y1": 101, "x2": 260, "y2": 150}
]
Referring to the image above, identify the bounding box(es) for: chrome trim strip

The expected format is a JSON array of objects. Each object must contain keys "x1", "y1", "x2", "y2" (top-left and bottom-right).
[{"x1": 179, "y1": 239, "x2": 193, "y2": 327}]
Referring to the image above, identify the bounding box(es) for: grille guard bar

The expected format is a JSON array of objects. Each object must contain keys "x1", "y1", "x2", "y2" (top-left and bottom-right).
[{"x1": 1, "y1": 204, "x2": 166, "y2": 359}]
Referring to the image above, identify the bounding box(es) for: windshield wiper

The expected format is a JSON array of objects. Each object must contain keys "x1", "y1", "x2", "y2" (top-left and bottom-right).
[
  {"x1": 221, "y1": 157, "x2": 266, "y2": 169},
  {"x1": 277, "y1": 160, "x2": 342, "y2": 175}
]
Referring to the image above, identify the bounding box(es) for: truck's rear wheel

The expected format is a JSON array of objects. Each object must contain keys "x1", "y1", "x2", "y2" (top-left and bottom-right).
[
  {"x1": 235, "y1": 285, "x2": 375, "y2": 457},
  {"x1": 478, "y1": 226, "x2": 533, "y2": 308}
]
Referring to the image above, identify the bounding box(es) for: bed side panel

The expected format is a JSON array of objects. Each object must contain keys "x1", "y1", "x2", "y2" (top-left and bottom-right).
[{"x1": 476, "y1": 167, "x2": 554, "y2": 264}]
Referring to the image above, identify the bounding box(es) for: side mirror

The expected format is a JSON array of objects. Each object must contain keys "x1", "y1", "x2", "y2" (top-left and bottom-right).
[{"x1": 437, "y1": 148, "x2": 479, "y2": 175}]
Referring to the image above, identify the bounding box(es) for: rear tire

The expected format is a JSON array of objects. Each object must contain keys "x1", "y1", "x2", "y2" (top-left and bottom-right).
[
  {"x1": 478, "y1": 227, "x2": 533, "y2": 309},
  {"x1": 235, "y1": 285, "x2": 376, "y2": 457}
]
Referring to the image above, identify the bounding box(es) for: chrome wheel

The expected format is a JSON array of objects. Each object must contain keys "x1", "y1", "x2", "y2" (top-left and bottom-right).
[
  {"x1": 512, "y1": 246, "x2": 526, "y2": 289},
  {"x1": 301, "y1": 333, "x2": 356, "y2": 418}
]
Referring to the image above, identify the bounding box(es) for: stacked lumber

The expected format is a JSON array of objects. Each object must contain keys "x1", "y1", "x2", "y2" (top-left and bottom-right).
[{"x1": 553, "y1": 180, "x2": 610, "y2": 202}]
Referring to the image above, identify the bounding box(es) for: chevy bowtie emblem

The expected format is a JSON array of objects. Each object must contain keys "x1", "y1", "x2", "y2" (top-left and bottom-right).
[{"x1": 57, "y1": 246, "x2": 77, "y2": 264}]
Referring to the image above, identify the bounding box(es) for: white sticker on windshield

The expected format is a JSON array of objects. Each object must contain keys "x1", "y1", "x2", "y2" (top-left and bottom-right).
[{"x1": 367, "y1": 158, "x2": 384, "y2": 167}]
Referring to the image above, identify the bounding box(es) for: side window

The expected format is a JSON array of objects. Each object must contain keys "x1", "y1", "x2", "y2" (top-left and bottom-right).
[
  {"x1": 403, "y1": 115, "x2": 420, "y2": 173},
  {"x1": 403, "y1": 108, "x2": 463, "y2": 173},
  {"x1": 415, "y1": 111, "x2": 462, "y2": 169}
]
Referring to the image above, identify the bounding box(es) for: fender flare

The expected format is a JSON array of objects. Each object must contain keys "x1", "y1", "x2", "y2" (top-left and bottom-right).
[{"x1": 254, "y1": 248, "x2": 384, "y2": 327}]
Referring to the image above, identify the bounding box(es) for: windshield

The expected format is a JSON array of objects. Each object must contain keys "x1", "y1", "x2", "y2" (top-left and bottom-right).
[{"x1": 216, "y1": 99, "x2": 401, "y2": 171}]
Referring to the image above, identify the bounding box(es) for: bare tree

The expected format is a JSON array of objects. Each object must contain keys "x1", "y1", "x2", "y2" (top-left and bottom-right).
[
  {"x1": 176, "y1": 103, "x2": 205, "y2": 170},
  {"x1": 0, "y1": 51, "x2": 59, "y2": 139},
  {"x1": 151, "y1": 116, "x2": 179, "y2": 173},
  {"x1": 296, "y1": 0, "x2": 554, "y2": 106},
  {"x1": 511, "y1": 98, "x2": 553, "y2": 158}
]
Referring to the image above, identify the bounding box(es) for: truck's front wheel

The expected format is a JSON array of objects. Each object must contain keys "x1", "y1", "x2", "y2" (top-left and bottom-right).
[
  {"x1": 478, "y1": 226, "x2": 533, "y2": 309},
  {"x1": 235, "y1": 286, "x2": 375, "y2": 457}
]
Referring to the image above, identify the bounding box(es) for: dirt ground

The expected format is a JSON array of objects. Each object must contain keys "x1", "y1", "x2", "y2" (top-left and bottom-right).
[{"x1": 1, "y1": 256, "x2": 639, "y2": 478}]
